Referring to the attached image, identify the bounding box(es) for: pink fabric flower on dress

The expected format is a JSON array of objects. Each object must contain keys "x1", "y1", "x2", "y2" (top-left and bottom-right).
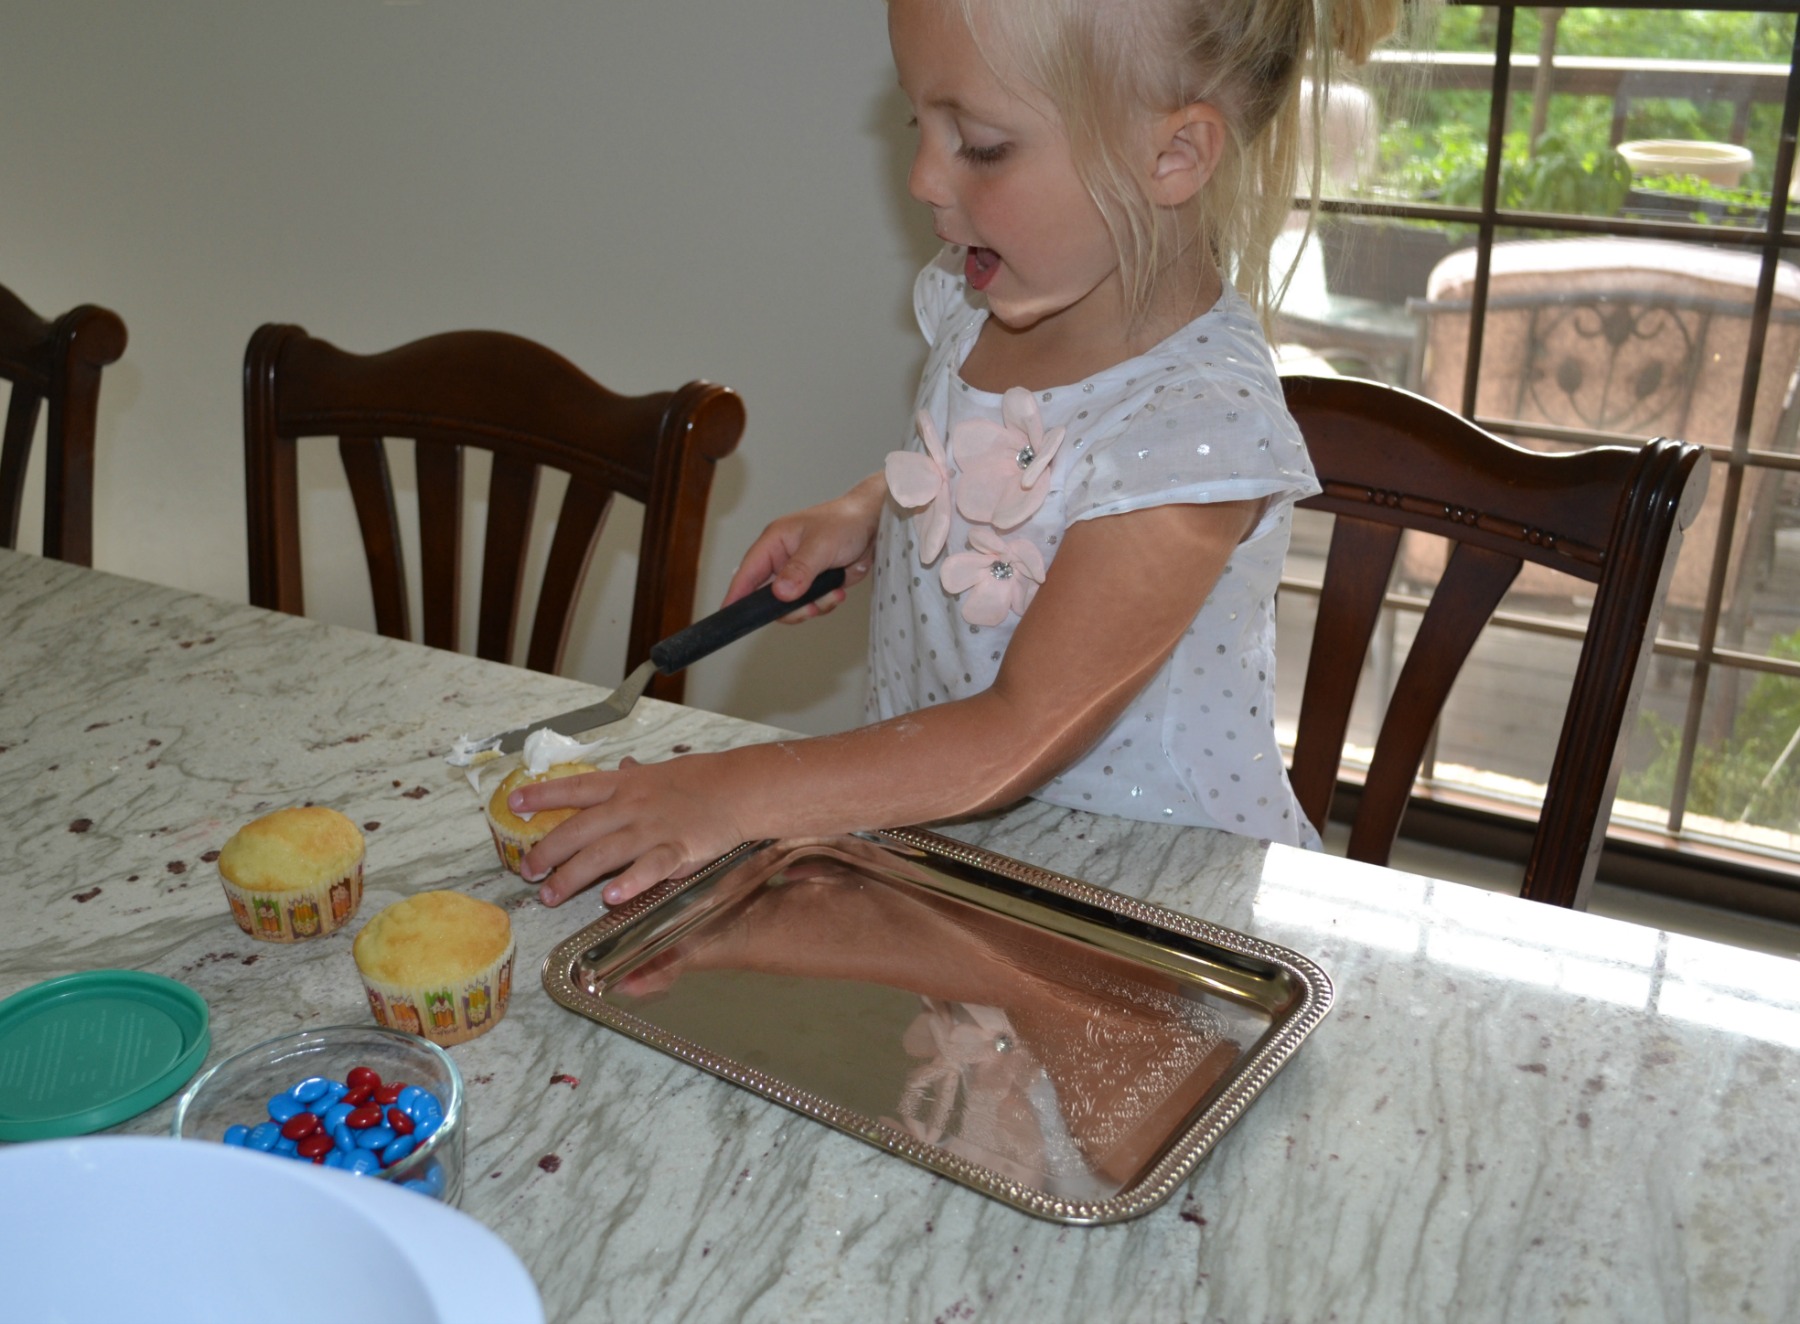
[
  {"x1": 940, "y1": 527, "x2": 1045, "y2": 626},
  {"x1": 885, "y1": 410, "x2": 953, "y2": 564},
  {"x1": 949, "y1": 386, "x2": 1066, "y2": 530}
]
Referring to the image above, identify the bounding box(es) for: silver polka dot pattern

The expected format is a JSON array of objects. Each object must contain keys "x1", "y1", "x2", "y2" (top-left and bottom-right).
[{"x1": 864, "y1": 245, "x2": 1322, "y2": 851}]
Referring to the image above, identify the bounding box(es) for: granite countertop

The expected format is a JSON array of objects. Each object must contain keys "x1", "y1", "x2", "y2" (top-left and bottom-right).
[{"x1": 3, "y1": 548, "x2": 1798, "y2": 1323}]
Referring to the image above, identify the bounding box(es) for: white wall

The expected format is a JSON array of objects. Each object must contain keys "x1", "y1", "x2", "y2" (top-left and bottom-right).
[{"x1": 1, "y1": 0, "x2": 939, "y2": 735}]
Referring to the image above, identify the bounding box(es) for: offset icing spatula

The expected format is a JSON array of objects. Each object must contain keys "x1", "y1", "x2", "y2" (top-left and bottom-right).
[{"x1": 489, "y1": 568, "x2": 845, "y2": 756}]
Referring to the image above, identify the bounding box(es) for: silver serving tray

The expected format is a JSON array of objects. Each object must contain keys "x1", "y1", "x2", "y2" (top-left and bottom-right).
[{"x1": 542, "y1": 829, "x2": 1332, "y2": 1224}]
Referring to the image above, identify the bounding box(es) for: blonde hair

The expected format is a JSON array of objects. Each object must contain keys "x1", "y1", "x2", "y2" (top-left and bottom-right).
[{"x1": 960, "y1": 0, "x2": 1409, "y2": 326}]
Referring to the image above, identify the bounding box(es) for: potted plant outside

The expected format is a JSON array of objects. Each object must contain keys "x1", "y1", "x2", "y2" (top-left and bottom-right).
[{"x1": 1320, "y1": 127, "x2": 1634, "y2": 304}]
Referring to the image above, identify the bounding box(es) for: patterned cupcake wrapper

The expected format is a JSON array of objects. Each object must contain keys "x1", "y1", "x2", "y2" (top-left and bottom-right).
[
  {"x1": 361, "y1": 937, "x2": 516, "y2": 1048},
  {"x1": 488, "y1": 816, "x2": 554, "y2": 876},
  {"x1": 488, "y1": 820, "x2": 529, "y2": 875},
  {"x1": 220, "y1": 862, "x2": 364, "y2": 943}
]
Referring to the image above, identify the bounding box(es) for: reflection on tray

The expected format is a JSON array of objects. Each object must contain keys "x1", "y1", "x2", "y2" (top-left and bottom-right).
[{"x1": 547, "y1": 831, "x2": 1331, "y2": 1223}]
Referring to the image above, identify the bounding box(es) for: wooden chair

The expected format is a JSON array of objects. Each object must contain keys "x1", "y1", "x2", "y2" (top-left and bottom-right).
[
  {"x1": 0, "y1": 284, "x2": 128, "y2": 564},
  {"x1": 244, "y1": 324, "x2": 744, "y2": 698},
  {"x1": 1283, "y1": 374, "x2": 1710, "y2": 909}
]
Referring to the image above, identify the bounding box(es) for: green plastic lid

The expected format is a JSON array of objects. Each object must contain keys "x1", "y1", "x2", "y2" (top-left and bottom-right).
[{"x1": 0, "y1": 971, "x2": 210, "y2": 1141}]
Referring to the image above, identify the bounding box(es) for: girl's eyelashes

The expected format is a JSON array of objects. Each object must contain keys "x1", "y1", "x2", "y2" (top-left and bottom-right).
[
  {"x1": 903, "y1": 111, "x2": 1009, "y2": 167},
  {"x1": 957, "y1": 141, "x2": 1010, "y2": 167}
]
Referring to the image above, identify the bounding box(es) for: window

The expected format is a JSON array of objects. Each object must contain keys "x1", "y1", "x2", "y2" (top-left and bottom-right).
[{"x1": 1274, "y1": 4, "x2": 1800, "y2": 886}]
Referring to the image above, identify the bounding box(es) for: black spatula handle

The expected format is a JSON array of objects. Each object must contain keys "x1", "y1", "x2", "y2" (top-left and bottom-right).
[{"x1": 649, "y1": 567, "x2": 847, "y2": 676}]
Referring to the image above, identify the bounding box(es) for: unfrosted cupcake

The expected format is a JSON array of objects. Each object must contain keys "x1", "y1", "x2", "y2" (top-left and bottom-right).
[
  {"x1": 485, "y1": 761, "x2": 594, "y2": 875},
  {"x1": 354, "y1": 891, "x2": 515, "y2": 1046},
  {"x1": 217, "y1": 806, "x2": 365, "y2": 942}
]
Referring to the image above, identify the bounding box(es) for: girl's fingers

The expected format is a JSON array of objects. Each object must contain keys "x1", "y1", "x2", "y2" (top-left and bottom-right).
[
  {"x1": 599, "y1": 843, "x2": 694, "y2": 907},
  {"x1": 536, "y1": 821, "x2": 705, "y2": 909},
  {"x1": 726, "y1": 518, "x2": 814, "y2": 606},
  {"x1": 520, "y1": 790, "x2": 626, "y2": 888},
  {"x1": 509, "y1": 769, "x2": 614, "y2": 814},
  {"x1": 778, "y1": 586, "x2": 844, "y2": 624}
]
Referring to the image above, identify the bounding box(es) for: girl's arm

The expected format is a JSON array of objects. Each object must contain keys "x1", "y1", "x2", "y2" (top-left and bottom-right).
[
  {"x1": 721, "y1": 473, "x2": 888, "y2": 621},
  {"x1": 517, "y1": 497, "x2": 1259, "y2": 907}
]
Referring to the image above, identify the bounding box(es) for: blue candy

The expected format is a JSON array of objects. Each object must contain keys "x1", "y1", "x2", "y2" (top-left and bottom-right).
[
  {"x1": 223, "y1": 1070, "x2": 449, "y2": 1194},
  {"x1": 380, "y1": 1135, "x2": 416, "y2": 1165},
  {"x1": 245, "y1": 1122, "x2": 281, "y2": 1151}
]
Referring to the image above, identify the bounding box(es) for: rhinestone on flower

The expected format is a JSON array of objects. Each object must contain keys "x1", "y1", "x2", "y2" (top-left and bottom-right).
[
  {"x1": 989, "y1": 560, "x2": 1014, "y2": 580},
  {"x1": 1015, "y1": 443, "x2": 1035, "y2": 469}
]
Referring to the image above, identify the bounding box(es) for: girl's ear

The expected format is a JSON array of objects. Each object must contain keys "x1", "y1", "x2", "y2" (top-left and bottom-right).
[{"x1": 1148, "y1": 101, "x2": 1227, "y2": 207}]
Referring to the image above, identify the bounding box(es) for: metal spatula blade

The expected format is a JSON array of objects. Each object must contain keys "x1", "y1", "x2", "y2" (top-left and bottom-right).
[{"x1": 487, "y1": 568, "x2": 845, "y2": 755}]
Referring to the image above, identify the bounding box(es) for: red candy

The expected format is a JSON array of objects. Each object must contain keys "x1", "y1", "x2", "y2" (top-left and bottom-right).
[
  {"x1": 345, "y1": 1066, "x2": 381, "y2": 1092},
  {"x1": 341, "y1": 1085, "x2": 373, "y2": 1107},
  {"x1": 297, "y1": 1132, "x2": 335, "y2": 1162},
  {"x1": 280, "y1": 1113, "x2": 320, "y2": 1141},
  {"x1": 374, "y1": 1082, "x2": 405, "y2": 1106},
  {"x1": 387, "y1": 1108, "x2": 414, "y2": 1136},
  {"x1": 345, "y1": 1104, "x2": 383, "y2": 1130}
]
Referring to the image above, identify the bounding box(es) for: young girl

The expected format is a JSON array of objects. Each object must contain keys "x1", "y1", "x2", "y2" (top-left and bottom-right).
[{"x1": 516, "y1": 0, "x2": 1402, "y2": 908}]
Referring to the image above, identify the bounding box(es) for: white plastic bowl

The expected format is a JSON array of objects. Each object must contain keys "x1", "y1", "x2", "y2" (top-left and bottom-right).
[{"x1": 0, "y1": 1136, "x2": 541, "y2": 1324}]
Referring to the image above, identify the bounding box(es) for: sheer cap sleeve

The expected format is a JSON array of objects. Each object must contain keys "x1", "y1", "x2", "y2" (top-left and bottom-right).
[{"x1": 1062, "y1": 293, "x2": 1317, "y2": 526}]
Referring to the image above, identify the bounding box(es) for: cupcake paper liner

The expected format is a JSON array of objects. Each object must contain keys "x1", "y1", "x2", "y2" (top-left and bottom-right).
[
  {"x1": 220, "y1": 863, "x2": 364, "y2": 943},
  {"x1": 487, "y1": 818, "x2": 538, "y2": 876},
  {"x1": 361, "y1": 936, "x2": 516, "y2": 1047}
]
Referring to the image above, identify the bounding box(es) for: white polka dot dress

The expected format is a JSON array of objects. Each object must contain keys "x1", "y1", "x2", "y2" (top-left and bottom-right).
[{"x1": 867, "y1": 247, "x2": 1322, "y2": 848}]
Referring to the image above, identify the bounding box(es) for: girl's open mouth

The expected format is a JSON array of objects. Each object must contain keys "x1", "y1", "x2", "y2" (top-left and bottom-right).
[{"x1": 964, "y1": 246, "x2": 1001, "y2": 291}]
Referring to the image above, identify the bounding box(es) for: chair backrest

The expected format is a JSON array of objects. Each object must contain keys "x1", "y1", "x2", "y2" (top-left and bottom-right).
[
  {"x1": 1284, "y1": 374, "x2": 1710, "y2": 909},
  {"x1": 0, "y1": 283, "x2": 128, "y2": 564},
  {"x1": 244, "y1": 324, "x2": 744, "y2": 697}
]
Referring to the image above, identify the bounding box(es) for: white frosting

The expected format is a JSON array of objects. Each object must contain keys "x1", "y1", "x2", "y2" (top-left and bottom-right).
[
  {"x1": 520, "y1": 727, "x2": 609, "y2": 775},
  {"x1": 445, "y1": 732, "x2": 500, "y2": 767},
  {"x1": 447, "y1": 728, "x2": 609, "y2": 800}
]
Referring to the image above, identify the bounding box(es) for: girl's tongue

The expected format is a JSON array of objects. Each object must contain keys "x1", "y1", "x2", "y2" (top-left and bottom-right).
[{"x1": 964, "y1": 246, "x2": 1001, "y2": 291}]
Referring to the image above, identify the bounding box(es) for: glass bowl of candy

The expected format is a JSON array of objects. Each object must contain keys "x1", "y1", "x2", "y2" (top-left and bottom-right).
[{"x1": 171, "y1": 1025, "x2": 464, "y2": 1205}]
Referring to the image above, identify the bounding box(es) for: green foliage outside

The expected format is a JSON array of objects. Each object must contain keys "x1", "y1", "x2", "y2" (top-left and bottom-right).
[
  {"x1": 1354, "y1": 8, "x2": 1800, "y2": 838},
  {"x1": 1376, "y1": 121, "x2": 1633, "y2": 218},
  {"x1": 1622, "y1": 630, "x2": 1800, "y2": 832},
  {"x1": 1372, "y1": 7, "x2": 1796, "y2": 205}
]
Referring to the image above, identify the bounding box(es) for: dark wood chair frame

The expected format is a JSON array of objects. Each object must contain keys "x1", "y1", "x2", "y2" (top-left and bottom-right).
[
  {"x1": 244, "y1": 324, "x2": 744, "y2": 698},
  {"x1": 0, "y1": 284, "x2": 128, "y2": 564},
  {"x1": 1284, "y1": 374, "x2": 1710, "y2": 909}
]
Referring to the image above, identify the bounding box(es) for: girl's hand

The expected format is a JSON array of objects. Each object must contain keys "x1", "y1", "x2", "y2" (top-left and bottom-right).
[
  {"x1": 724, "y1": 474, "x2": 887, "y2": 622},
  {"x1": 514, "y1": 755, "x2": 753, "y2": 908}
]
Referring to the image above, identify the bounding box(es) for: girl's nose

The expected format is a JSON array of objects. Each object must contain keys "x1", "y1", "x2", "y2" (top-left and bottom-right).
[{"x1": 907, "y1": 141, "x2": 950, "y2": 211}]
